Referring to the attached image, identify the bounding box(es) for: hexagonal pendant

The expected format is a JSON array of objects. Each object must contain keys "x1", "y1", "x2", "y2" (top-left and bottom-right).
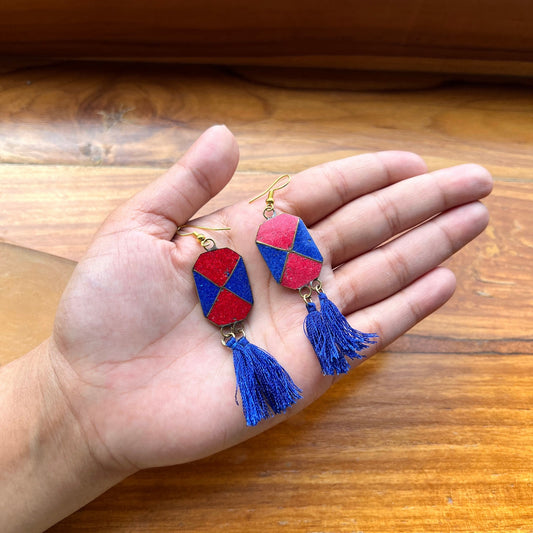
[
  {"x1": 192, "y1": 248, "x2": 253, "y2": 326},
  {"x1": 256, "y1": 213, "x2": 323, "y2": 290}
]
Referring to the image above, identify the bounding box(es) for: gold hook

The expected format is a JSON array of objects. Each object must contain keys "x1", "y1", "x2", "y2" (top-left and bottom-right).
[
  {"x1": 248, "y1": 174, "x2": 291, "y2": 207},
  {"x1": 175, "y1": 224, "x2": 230, "y2": 250},
  {"x1": 175, "y1": 224, "x2": 230, "y2": 237},
  {"x1": 249, "y1": 174, "x2": 291, "y2": 218}
]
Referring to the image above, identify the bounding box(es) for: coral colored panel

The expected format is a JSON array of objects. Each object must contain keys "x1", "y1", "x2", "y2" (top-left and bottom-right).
[
  {"x1": 255, "y1": 213, "x2": 298, "y2": 249},
  {"x1": 281, "y1": 252, "x2": 322, "y2": 289}
]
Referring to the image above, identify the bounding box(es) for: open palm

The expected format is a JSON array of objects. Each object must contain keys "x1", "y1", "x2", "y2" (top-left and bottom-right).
[{"x1": 50, "y1": 126, "x2": 492, "y2": 474}]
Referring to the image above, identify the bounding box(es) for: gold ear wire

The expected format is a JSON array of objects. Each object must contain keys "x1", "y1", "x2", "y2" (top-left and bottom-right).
[
  {"x1": 175, "y1": 224, "x2": 230, "y2": 250},
  {"x1": 175, "y1": 224, "x2": 231, "y2": 237},
  {"x1": 249, "y1": 174, "x2": 291, "y2": 205},
  {"x1": 249, "y1": 174, "x2": 291, "y2": 218}
]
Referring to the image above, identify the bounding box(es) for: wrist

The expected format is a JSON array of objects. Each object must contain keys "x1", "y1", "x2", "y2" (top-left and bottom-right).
[{"x1": 0, "y1": 340, "x2": 130, "y2": 532}]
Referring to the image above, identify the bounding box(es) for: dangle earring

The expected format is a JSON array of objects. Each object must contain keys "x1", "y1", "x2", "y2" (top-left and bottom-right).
[
  {"x1": 176, "y1": 225, "x2": 302, "y2": 426},
  {"x1": 250, "y1": 176, "x2": 378, "y2": 375}
]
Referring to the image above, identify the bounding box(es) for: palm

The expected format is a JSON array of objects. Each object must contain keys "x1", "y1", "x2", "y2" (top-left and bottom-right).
[{"x1": 51, "y1": 126, "x2": 492, "y2": 472}]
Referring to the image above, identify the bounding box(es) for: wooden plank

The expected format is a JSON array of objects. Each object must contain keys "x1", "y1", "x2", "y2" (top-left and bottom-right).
[
  {"x1": 1, "y1": 60, "x2": 531, "y2": 532},
  {"x1": 49, "y1": 353, "x2": 533, "y2": 532},
  {"x1": 157, "y1": 55, "x2": 533, "y2": 77},
  {"x1": 0, "y1": 165, "x2": 160, "y2": 260},
  {"x1": 0, "y1": 63, "x2": 531, "y2": 170},
  {"x1": 0, "y1": 0, "x2": 532, "y2": 72}
]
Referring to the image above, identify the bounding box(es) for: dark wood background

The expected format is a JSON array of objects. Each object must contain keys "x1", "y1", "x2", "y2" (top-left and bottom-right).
[
  {"x1": 1, "y1": 3, "x2": 532, "y2": 530},
  {"x1": 0, "y1": 1, "x2": 532, "y2": 75}
]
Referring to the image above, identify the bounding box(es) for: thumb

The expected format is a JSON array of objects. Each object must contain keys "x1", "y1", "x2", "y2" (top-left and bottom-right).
[{"x1": 110, "y1": 125, "x2": 239, "y2": 238}]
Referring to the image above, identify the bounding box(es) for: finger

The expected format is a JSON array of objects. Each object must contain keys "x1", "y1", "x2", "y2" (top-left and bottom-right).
[
  {"x1": 333, "y1": 201, "x2": 489, "y2": 314},
  {"x1": 110, "y1": 125, "x2": 239, "y2": 238},
  {"x1": 315, "y1": 163, "x2": 493, "y2": 267},
  {"x1": 348, "y1": 267, "x2": 457, "y2": 359},
  {"x1": 268, "y1": 151, "x2": 428, "y2": 225}
]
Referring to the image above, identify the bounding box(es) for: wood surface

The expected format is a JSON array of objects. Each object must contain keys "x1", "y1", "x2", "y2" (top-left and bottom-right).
[
  {"x1": 0, "y1": 61, "x2": 532, "y2": 531},
  {"x1": 0, "y1": 1, "x2": 532, "y2": 76}
]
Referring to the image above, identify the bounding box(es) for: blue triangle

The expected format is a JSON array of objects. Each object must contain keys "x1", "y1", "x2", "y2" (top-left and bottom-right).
[
  {"x1": 224, "y1": 258, "x2": 254, "y2": 304},
  {"x1": 256, "y1": 243, "x2": 288, "y2": 283},
  {"x1": 193, "y1": 271, "x2": 221, "y2": 317},
  {"x1": 291, "y1": 220, "x2": 323, "y2": 262}
]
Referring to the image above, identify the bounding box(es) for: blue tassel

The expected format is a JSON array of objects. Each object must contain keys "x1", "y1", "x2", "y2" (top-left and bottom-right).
[
  {"x1": 303, "y1": 301, "x2": 351, "y2": 375},
  {"x1": 226, "y1": 336, "x2": 302, "y2": 427},
  {"x1": 303, "y1": 294, "x2": 378, "y2": 376},
  {"x1": 318, "y1": 292, "x2": 378, "y2": 361}
]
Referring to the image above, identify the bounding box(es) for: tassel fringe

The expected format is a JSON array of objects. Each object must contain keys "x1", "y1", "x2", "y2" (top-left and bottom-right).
[
  {"x1": 226, "y1": 336, "x2": 302, "y2": 427},
  {"x1": 303, "y1": 301, "x2": 351, "y2": 375},
  {"x1": 304, "y1": 292, "x2": 378, "y2": 376}
]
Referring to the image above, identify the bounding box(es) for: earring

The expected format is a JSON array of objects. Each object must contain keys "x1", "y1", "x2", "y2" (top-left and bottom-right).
[
  {"x1": 250, "y1": 176, "x2": 378, "y2": 375},
  {"x1": 176, "y1": 225, "x2": 302, "y2": 426}
]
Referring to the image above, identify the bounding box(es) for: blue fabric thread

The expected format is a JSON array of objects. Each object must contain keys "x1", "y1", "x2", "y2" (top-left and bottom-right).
[
  {"x1": 227, "y1": 336, "x2": 302, "y2": 427},
  {"x1": 303, "y1": 301, "x2": 350, "y2": 375},
  {"x1": 304, "y1": 293, "x2": 378, "y2": 376}
]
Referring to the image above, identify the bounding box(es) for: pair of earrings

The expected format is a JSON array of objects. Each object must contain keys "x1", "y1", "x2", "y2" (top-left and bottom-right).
[{"x1": 178, "y1": 176, "x2": 377, "y2": 427}]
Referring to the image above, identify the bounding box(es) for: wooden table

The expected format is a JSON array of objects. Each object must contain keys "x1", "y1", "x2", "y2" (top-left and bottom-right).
[{"x1": 1, "y1": 60, "x2": 532, "y2": 531}]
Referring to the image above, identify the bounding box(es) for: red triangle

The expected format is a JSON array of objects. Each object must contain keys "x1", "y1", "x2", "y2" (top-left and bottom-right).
[
  {"x1": 193, "y1": 248, "x2": 240, "y2": 286},
  {"x1": 281, "y1": 252, "x2": 322, "y2": 289},
  {"x1": 207, "y1": 288, "x2": 253, "y2": 326}
]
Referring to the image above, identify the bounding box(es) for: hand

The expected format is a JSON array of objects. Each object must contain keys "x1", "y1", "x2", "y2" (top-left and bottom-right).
[{"x1": 49, "y1": 125, "x2": 492, "y2": 474}]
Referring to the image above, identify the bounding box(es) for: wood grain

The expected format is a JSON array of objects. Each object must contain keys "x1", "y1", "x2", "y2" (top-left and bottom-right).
[
  {"x1": 46, "y1": 353, "x2": 533, "y2": 533},
  {"x1": 0, "y1": 63, "x2": 531, "y2": 171},
  {"x1": 0, "y1": 60, "x2": 531, "y2": 532},
  {"x1": 0, "y1": 1, "x2": 532, "y2": 76}
]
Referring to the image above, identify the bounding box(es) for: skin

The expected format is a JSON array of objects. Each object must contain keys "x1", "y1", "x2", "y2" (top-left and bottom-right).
[{"x1": 0, "y1": 125, "x2": 493, "y2": 532}]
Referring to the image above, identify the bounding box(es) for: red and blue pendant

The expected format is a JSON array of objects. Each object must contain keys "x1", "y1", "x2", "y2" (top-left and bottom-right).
[
  {"x1": 191, "y1": 243, "x2": 301, "y2": 426},
  {"x1": 256, "y1": 213, "x2": 323, "y2": 289},
  {"x1": 255, "y1": 212, "x2": 377, "y2": 375},
  {"x1": 193, "y1": 248, "x2": 253, "y2": 326}
]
